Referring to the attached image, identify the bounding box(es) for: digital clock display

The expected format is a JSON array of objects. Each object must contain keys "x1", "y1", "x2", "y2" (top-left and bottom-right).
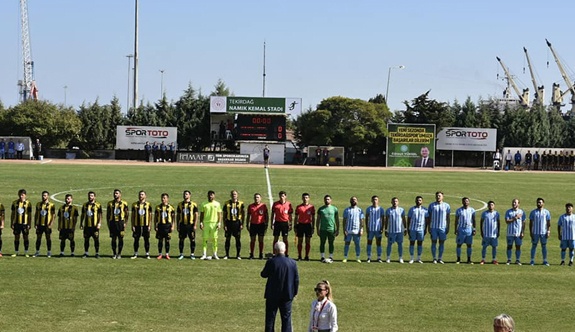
[{"x1": 236, "y1": 114, "x2": 286, "y2": 141}]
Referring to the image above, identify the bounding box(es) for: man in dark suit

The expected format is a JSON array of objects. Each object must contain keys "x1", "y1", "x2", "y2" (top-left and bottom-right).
[
  {"x1": 261, "y1": 241, "x2": 299, "y2": 332},
  {"x1": 413, "y1": 146, "x2": 434, "y2": 168}
]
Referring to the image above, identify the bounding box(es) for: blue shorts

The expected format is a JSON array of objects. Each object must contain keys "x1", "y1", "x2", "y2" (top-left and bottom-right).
[
  {"x1": 506, "y1": 236, "x2": 523, "y2": 246},
  {"x1": 456, "y1": 232, "x2": 473, "y2": 245},
  {"x1": 531, "y1": 233, "x2": 548, "y2": 245},
  {"x1": 387, "y1": 232, "x2": 404, "y2": 244},
  {"x1": 430, "y1": 228, "x2": 447, "y2": 241},
  {"x1": 560, "y1": 240, "x2": 575, "y2": 250},
  {"x1": 482, "y1": 237, "x2": 498, "y2": 247},
  {"x1": 409, "y1": 230, "x2": 424, "y2": 242},
  {"x1": 344, "y1": 233, "x2": 361, "y2": 243},
  {"x1": 367, "y1": 230, "x2": 382, "y2": 241}
]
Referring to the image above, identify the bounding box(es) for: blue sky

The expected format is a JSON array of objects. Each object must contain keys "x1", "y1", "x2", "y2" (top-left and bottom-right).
[{"x1": 1, "y1": 0, "x2": 575, "y2": 115}]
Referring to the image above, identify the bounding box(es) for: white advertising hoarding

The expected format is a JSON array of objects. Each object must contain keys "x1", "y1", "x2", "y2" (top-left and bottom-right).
[
  {"x1": 116, "y1": 126, "x2": 178, "y2": 150},
  {"x1": 437, "y1": 127, "x2": 497, "y2": 152}
]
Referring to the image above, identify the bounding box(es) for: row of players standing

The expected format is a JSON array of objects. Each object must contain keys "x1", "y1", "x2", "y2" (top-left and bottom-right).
[
  {"x1": 143, "y1": 141, "x2": 177, "y2": 162},
  {"x1": 495, "y1": 149, "x2": 575, "y2": 171},
  {"x1": 2, "y1": 189, "x2": 575, "y2": 265}
]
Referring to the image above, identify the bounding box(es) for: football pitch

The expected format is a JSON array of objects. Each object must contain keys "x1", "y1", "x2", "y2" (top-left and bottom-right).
[{"x1": 0, "y1": 161, "x2": 573, "y2": 332}]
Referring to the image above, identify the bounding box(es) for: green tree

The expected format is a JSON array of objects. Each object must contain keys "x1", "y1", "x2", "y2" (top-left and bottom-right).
[
  {"x1": 526, "y1": 104, "x2": 550, "y2": 147},
  {"x1": 548, "y1": 107, "x2": 566, "y2": 148},
  {"x1": 403, "y1": 91, "x2": 455, "y2": 132},
  {"x1": 4, "y1": 100, "x2": 81, "y2": 148},
  {"x1": 295, "y1": 96, "x2": 391, "y2": 152},
  {"x1": 173, "y1": 84, "x2": 211, "y2": 150}
]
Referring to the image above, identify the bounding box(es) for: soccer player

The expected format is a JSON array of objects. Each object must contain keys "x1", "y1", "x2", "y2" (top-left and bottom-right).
[
  {"x1": 58, "y1": 194, "x2": 79, "y2": 256},
  {"x1": 480, "y1": 200, "x2": 500, "y2": 265},
  {"x1": 271, "y1": 191, "x2": 294, "y2": 256},
  {"x1": 317, "y1": 195, "x2": 339, "y2": 263},
  {"x1": 177, "y1": 190, "x2": 198, "y2": 260},
  {"x1": 385, "y1": 197, "x2": 406, "y2": 263},
  {"x1": 428, "y1": 191, "x2": 450, "y2": 264},
  {"x1": 199, "y1": 190, "x2": 222, "y2": 260},
  {"x1": 222, "y1": 190, "x2": 245, "y2": 259},
  {"x1": 131, "y1": 190, "x2": 153, "y2": 259},
  {"x1": 80, "y1": 191, "x2": 103, "y2": 258},
  {"x1": 454, "y1": 197, "x2": 476, "y2": 264},
  {"x1": 0, "y1": 198, "x2": 5, "y2": 257},
  {"x1": 263, "y1": 144, "x2": 270, "y2": 168},
  {"x1": 295, "y1": 193, "x2": 315, "y2": 261},
  {"x1": 247, "y1": 193, "x2": 269, "y2": 260},
  {"x1": 557, "y1": 203, "x2": 575, "y2": 266},
  {"x1": 33, "y1": 191, "x2": 56, "y2": 257},
  {"x1": 407, "y1": 196, "x2": 428, "y2": 264},
  {"x1": 107, "y1": 189, "x2": 129, "y2": 259},
  {"x1": 505, "y1": 198, "x2": 526, "y2": 265},
  {"x1": 11, "y1": 189, "x2": 33, "y2": 257},
  {"x1": 155, "y1": 193, "x2": 175, "y2": 260},
  {"x1": 342, "y1": 196, "x2": 364, "y2": 263},
  {"x1": 529, "y1": 197, "x2": 551, "y2": 266},
  {"x1": 365, "y1": 195, "x2": 384, "y2": 263}
]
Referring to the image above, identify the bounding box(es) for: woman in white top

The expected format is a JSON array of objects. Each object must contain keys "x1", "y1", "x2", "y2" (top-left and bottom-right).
[{"x1": 308, "y1": 280, "x2": 338, "y2": 332}]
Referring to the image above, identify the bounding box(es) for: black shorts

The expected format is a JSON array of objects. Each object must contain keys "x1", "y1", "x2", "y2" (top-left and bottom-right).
[
  {"x1": 296, "y1": 223, "x2": 313, "y2": 238},
  {"x1": 133, "y1": 225, "x2": 151, "y2": 239},
  {"x1": 108, "y1": 221, "x2": 126, "y2": 238},
  {"x1": 249, "y1": 223, "x2": 266, "y2": 237},
  {"x1": 36, "y1": 225, "x2": 52, "y2": 235},
  {"x1": 272, "y1": 222, "x2": 289, "y2": 237},
  {"x1": 155, "y1": 223, "x2": 172, "y2": 240},
  {"x1": 178, "y1": 223, "x2": 195, "y2": 239},
  {"x1": 224, "y1": 220, "x2": 241, "y2": 238},
  {"x1": 59, "y1": 229, "x2": 75, "y2": 241},
  {"x1": 13, "y1": 223, "x2": 30, "y2": 236},
  {"x1": 83, "y1": 226, "x2": 99, "y2": 239}
]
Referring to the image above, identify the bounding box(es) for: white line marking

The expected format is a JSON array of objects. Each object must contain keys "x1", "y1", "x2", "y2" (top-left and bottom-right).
[{"x1": 265, "y1": 167, "x2": 273, "y2": 208}]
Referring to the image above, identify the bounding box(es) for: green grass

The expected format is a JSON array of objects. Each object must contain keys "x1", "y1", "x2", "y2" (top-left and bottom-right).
[{"x1": 0, "y1": 162, "x2": 574, "y2": 331}]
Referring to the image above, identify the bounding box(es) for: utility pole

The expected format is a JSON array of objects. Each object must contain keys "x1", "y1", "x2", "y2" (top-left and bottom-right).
[
  {"x1": 133, "y1": 0, "x2": 139, "y2": 111},
  {"x1": 126, "y1": 54, "x2": 133, "y2": 112},
  {"x1": 262, "y1": 41, "x2": 266, "y2": 97}
]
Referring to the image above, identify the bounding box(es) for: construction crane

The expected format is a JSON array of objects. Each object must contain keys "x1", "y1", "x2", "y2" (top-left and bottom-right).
[
  {"x1": 17, "y1": 0, "x2": 38, "y2": 102},
  {"x1": 545, "y1": 39, "x2": 575, "y2": 115},
  {"x1": 496, "y1": 56, "x2": 530, "y2": 107},
  {"x1": 523, "y1": 47, "x2": 544, "y2": 106}
]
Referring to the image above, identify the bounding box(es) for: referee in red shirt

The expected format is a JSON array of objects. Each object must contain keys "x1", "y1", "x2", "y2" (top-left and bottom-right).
[{"x1": 271, "y1": 191, "x2": 294, "y2": 256}]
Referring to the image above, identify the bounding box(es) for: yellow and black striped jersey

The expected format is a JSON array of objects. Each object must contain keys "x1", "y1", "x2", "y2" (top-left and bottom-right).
[
  {"x1": 155, "y1": 204, "x2": 175, "y2": 225},
  {"x1": 132, "y1": 201, "x2": 153, "y2": 226},
  {"x1": 107, "y1": 200, "x2": 129, "y2": 222},
  {"x1": 81, "y1": 201, "x2": 103, "y2": 227},
  {"x1": 58, "y1": 204, "x2": 79, "y2": 230},
  {"x1": 35, "y1": 201, "x2": 56, "y2": 226},
  {"x1": 177, "y1": 201, "x2": 198, "y2": 225},
  {"x1": 223, "y1": 200, "x2": 245, "y2": 222},
  {"x1": 11, "y1": 199, "x2": 32, "y2": 225}
]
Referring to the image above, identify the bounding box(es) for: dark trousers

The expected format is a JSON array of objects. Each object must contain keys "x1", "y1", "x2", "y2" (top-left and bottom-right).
[{"x1": 265, "y1": 298, "x2": 292, "y2": 332}]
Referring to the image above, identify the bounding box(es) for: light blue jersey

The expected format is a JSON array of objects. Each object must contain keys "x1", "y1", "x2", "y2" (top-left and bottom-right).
[
  {"x1": 456, "y1": 206, "x2": 475, "y2": 235},
  {"x1": 428, "y1": 202, "x2": 450, "y2": 231},
  {"x1": 408, "y1": 206, "x2": 428, "y2": 232},
  {"x1": 558, "y1": 214, "x2": 575, "y2": 241},
  {"x1": 343, "y1": 206, "x2": 364, "y2": 235},
  {"x1": 386, "y1": 207, "x2": 405, "y2": 233},
  {"x1": 481, "y1": 210, "x2": 500, "y2": 238},
  {"x1": 366, "y1": 205, "x2": 384, "y2": 232},
  {"x1": 505, "y1": 208, "x2": 526, "y2": 236},
  {"x1": 529, "y1": 208, "x2": 551, "y2": 235}
]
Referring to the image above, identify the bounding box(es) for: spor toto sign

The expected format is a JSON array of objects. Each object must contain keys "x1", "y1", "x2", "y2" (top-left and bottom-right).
[
  {"x1": 116, "y1": 126, "x2": 177, "y2": 150},
  {"x1": 437, "y1": 127, "x2": 496, "y2": 151}
]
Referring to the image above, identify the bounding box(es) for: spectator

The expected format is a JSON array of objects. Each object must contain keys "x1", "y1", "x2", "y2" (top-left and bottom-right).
[
  {"x1": 533, "y1": 151, "x2": 540, "y2": 170},
  {"x1": 514, "y1": 150, "x2": 522, "y2": 170},
  {"x1": 504, "y1": 150, "x2": 513, "y2": 170},
  {"x1": 16, "y1": 140, "x2": 25, "y2": 159},
  {"x1": 525, "y1": 150, "x2": 532, "y2": 170},
  {"x1": 493, "y1": 313, "x2": 515, "y2": 332}
]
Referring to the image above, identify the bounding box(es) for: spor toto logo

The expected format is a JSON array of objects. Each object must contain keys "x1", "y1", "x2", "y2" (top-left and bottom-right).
[
  {"x1": 125, "y1": 127, "x2": 169, "y2": 139},
  {"x1": 445, "y1": 129, "x2": 489, "y2": 140}
]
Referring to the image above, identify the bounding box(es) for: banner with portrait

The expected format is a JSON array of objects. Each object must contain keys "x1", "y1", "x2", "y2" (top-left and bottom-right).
[{"x1": 386, "y1": 123, "x2": 436, "y2": 167}]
